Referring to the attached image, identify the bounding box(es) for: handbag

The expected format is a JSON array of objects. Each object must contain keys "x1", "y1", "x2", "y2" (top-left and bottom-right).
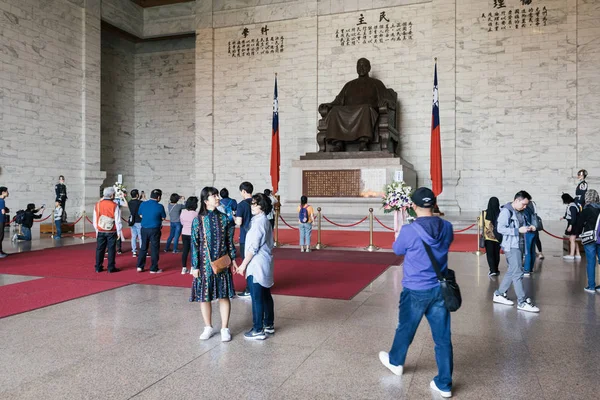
[
  {"x1": 530, "y1": 202, "x2": 544, "y2": 231},
  {"x1": 422, "y1": 240, "x2": 462, "y2": 312},
  {"x1": 580, "y1": 212, "x2": 600, "y2": 245},
  {"x1": 479, "y1": 211, "x2": 486, "y2": 248},
  {"x1": 203, "y1": 223, "x2": 231, "y2": 274}
]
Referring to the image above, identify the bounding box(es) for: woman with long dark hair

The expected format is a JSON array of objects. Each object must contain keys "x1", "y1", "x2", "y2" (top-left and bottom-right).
[
  {"x1": 481, "y1": 197, "x2": 502, "y2": 276},
  {"x1": 575, "y1": 189, "x2": 600, "y2": 293},
  {"x1": 561, "y1": 193, "x2": 581, "y2": 260},
  {"x1": 236, "y1": 193, "x2": 275, "y2": 340},
  {"x1": 190, "y1": 187, "x2": 238, "y2": 342}
]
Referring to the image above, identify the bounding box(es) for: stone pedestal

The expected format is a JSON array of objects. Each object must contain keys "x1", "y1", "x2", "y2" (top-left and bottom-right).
[{"x1": 284, "y1": 153, "x2": 417, "y2": 216}]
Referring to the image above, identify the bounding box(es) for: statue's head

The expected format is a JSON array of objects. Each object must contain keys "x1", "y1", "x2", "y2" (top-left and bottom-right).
[{"x1": 356, "y1": 58, "x2": 371, "y2": 77}]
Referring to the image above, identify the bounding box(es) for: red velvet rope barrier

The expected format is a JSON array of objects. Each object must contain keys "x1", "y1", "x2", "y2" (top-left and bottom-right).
[
  {"x1": 453, "y1": 223, "x2": 476, "y2": 233},
  {"x1": 85, "y1": 216, "x2": 94, "y2": 225},
  {"x1": 542, "y1": 229, "x2": 569, "y2": 241},
  {"x1": 33, "y1": 214, "x2": 52, "y2": 223},
  {"x1": 279, "y1": 215, "x2": 299, "y2": 230},
  {"x1": 322, "y1": 215, "x2": 368, "y2": 228},
  {"x1": 62, "y1": 215, "x2": 84, "y2": 226},
  {"x1": 374, "y1": 215, "x2": 394, "y2": 231}
]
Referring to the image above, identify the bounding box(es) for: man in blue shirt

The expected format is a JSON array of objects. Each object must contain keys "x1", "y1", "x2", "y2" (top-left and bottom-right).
[
  {"x1": 136, "y1": 189, "x2": 166, "y2": 273},
  {"x1": 235, "y1": 181, "x2": 254, "y2": 296},
  {"x1": 0, "y1": 186, "x2": 9, "y2": 258},
  {"x1": 379, "y1": 187, "x2": 454, "y2": 398}
]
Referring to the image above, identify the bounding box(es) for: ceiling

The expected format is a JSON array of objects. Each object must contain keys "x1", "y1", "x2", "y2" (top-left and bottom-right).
[{"x1": 130, "y1": 0, "x2": 194, "y2": 7}]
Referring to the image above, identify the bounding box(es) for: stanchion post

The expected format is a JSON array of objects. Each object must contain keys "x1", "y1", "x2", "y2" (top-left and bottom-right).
[
  {"x1": 474, "y1": 215, "x2": 482, "y2": 256},
  {"x1": 273, "y1": 195, "x2": 282, "y2": 248},
  {"x1": 80, "y1": 211, "x2": 87, "y2": 240},
  {"x1": 51, "y1": 213, "x2": 55, "y2": 238},
  {"x1": 365, "y1": 208, "x2": 380, "y2": 252},
  {"x1": 315, "y1": 207, "x2": 326, "y2": 250}
]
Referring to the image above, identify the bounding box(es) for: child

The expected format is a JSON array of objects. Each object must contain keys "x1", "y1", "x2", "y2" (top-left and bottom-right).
[
  {"x1": 297, "y1": 196, "x2": 314, "y2": 252},
  {"x1": 54, "y1": 201, "x2": 63, "y2": 239}
]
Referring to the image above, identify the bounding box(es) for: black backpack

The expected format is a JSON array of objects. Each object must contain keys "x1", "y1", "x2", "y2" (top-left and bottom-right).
[{"x1": 15, "y1": 210, "x2": 25, "y2": 225}]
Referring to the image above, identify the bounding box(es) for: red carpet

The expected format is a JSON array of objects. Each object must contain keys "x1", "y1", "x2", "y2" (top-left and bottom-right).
[
  {"x1": 58, "y1": 227, "x2": 477, "y2": 252},
  {"x1": 0, "y1": 277, "x2": 128, "y2": 318},
  {"x1": 141, "y1": 251, "x2": 395, "y2": 300}
]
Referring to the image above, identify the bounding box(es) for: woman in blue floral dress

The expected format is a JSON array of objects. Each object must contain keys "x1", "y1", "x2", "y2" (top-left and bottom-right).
[{"x1": 190, "y1": 187, "x2": 238, "y2": 342}]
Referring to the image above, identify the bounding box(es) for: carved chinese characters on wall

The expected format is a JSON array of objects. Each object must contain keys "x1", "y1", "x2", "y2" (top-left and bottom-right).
[
  {"x1": 335, "y1": 11, "x2": 413, "y2": 47},
  {"x1": 302, "y1": 170, "x2": 361, "y2": 198},
  {"x1": 482, "y1": 1, "x2": 548, "y2": 32},
  {"x1": 227, "y1": 25, "x2": 284, "y2": 58}
]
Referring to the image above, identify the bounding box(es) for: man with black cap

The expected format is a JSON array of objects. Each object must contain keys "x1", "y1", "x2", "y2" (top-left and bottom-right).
[{"x1": 378, "y1": 187, "x2": 454, "y2": 398}]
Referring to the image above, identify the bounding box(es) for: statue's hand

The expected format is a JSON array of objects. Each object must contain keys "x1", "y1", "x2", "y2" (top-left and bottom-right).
[{"x1": 318, "y1": 103, "x2": 332, "y2": 117}]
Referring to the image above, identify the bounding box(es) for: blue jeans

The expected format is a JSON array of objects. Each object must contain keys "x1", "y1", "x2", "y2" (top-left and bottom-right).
[
  {"x1": 55, "y1": 219, "x2": 62, "y2": 238},
  {"x1": 299, "y1": 222, "x2": 312, "y2": 246},
  {"x1": 389, "y1": 286, "x2": 452, "y2": 391},
  {"x1": 165, "y1": 222, "x2": 182, "y2": 251},
  {"x1": 584, "y1": 243, "x2": 600, "y2": 289},
  {"x1": 131, "y1": 223, "x2": 142, "y2": 253},
  {"x1": 523, "y1": 232, "x2": 537, "y2": 272},
  {"x1": 247, "y1": 275, "x2": 274, "y2": 331},
  {"x1": 17, "y1": 226, "x2": 32, "y2": 241}
]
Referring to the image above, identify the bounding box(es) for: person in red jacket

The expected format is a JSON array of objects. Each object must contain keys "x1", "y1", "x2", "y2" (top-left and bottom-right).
[{"x1": 93, "y1": 187, "x2": 122, "y2": 273}]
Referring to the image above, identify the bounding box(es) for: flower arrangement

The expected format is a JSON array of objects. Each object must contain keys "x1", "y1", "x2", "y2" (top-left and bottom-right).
[
  {"x1": 113, "y1": 182, "x2": 127, "y2": 202},
  {"x1": 382, "y1": 181, "x2": 413, "y2": 214}
]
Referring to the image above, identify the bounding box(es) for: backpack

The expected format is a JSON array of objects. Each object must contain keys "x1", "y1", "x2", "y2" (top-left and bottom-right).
[
  {"x1": 299, "y1": 205, "x2": 309, "y2": 223},
  {"x1": 221, "y1": 200, "x2": 235, "y2": 223},
  {"x1": 15, "y1": 210, "x2": 25, "y2": 225}
]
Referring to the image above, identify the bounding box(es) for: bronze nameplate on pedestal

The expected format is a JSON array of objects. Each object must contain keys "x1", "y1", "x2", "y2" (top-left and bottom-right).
[{"x1": 302, "y1": 170, "x2": 361, "y2": 197}]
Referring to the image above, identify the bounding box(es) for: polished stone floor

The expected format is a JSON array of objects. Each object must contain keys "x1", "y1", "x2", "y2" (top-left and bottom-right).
[{"x1": 1, "y1": 237, "x2": 599, "y2": 400}]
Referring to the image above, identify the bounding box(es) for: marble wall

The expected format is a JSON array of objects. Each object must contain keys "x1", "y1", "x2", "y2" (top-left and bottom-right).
[
  {"x1": 454, "y1": 0, "x2": 578, "y2": 212},
  {"x1": 133, "y1": 38, "x2": 196, "y2": 197},
  {"x1": 0, "y1": 0, "x2": 104, "y2": 220},
  {"x1": 211, "y1": 17, "x2": 318, "y2": 197},
  {"x1": 101, "y1": 30, "x2": 135, "y2": 190}
]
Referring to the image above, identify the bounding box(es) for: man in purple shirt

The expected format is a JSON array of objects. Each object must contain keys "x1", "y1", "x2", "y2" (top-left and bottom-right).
[{"x1": 379, "y1": 187, "x2": 454, "y2": 398}]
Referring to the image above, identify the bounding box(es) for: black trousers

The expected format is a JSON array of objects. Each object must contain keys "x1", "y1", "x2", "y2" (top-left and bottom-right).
[
  {"x1": 0, "y1": 221, "x2": 5, "y2": 254},
  {"x1": 485, "y1": 240, "x2": 501, "y2": 274},
  {"x1": 535, "y1": 233, "x2": 542, "y2": 252},
  {"x1": 96, "y1": 232, "x2": 117, "y2": 272},
  {"x1": 137, "y1": 227, "x2": 161, "y2": 271},
  {"x1": 181, "y1": 234, "x2": 191, "y2": 268}
]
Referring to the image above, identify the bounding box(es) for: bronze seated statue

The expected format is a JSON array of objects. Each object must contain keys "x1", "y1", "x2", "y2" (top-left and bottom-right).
[{"x1": 317, "y1": 58, "x2": 400, "y2": 154}]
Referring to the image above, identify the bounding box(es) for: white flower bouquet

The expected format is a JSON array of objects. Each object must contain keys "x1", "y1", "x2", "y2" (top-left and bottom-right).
[{"x1": 381, "y1": 181, "x2": 413, "y2": 214}]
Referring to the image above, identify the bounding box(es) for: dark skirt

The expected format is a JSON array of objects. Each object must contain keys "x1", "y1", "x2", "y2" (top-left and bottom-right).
[
  {"x1": 189, "y1": 268, "x2": 235, "y2": 302},
  {"x1": 566, "y1": 224, "x2": 582, "y2": 236}
]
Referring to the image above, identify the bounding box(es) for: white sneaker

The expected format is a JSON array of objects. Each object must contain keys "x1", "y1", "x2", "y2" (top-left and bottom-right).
[
  {"x1": 221, "y1": 328, "x2": 231, "y2": 342},
  {"x1": 584, "y1": 287, "x2": 596, "y2": 293},
  {"x1": 181, "y1": 267, "x2": 188, "y2": 274},
  {"x1": 430, "y1": 380, "x2": 452, "y2": 398},
  {"x1": 574, "y1": 255, "x2": 582, "y2": 260},
  {"x1": 523, "y1": 272, "x2": 531, "y2": 277},
  {"x1": 306, "y1": 248, "x2": 311, "y2": 253},
  {"x1": 300, "y1": 247, "x2": 305, "y2": 252},
  {"x1": 517, "y1": 298, "x2": 540, "y2": 313},
  {"x1": 199, "y1": 326, "x2": 214, "y2": 340},
  {"x1": 378, "y1": 351, "x2": 403, "y2": 376},
  {"x1": 493, "y1": 293, "x2": 514, "y2": 306},
  {"x1": 563, "y1": 255, "x2": 575, "y2": 260}
]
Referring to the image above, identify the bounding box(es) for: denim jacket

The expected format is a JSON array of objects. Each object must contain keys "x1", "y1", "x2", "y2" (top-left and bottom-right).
[{"x1": 497, "y1": 203, "x2": 524, "y2": 251}]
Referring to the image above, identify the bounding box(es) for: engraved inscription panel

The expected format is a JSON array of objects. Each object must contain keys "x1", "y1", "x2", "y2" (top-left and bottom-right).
[{"x1": 302, "y1": 170, "x2": 361, "y2": 197}]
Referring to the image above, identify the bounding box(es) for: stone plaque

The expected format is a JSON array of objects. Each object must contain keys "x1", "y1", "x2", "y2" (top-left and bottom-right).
[{"x1": 302, "y1": 170, "x2": 361, "y2": 197}]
